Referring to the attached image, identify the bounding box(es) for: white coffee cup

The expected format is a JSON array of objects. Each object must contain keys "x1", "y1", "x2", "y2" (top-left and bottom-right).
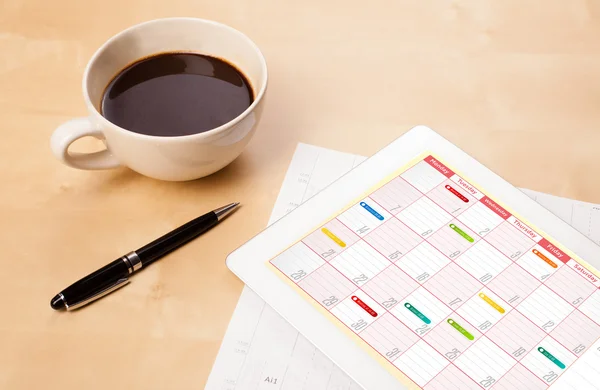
[{"x1": 51, "y1": 17, "x2": 267, "y2": 181}]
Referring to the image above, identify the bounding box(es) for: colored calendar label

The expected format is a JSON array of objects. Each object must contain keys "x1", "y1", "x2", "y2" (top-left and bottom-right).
[{"x1": 269, "y1": 154, "x2": 600, "y2": 389}]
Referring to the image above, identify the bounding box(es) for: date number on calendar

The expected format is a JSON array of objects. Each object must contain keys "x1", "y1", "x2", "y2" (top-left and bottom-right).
[
  {"x1": 290, "y1": 270, "x2": 307, "y2": 280},
  {"x1": 322, "y1": 296, "x2": 339, "y2": 307}
]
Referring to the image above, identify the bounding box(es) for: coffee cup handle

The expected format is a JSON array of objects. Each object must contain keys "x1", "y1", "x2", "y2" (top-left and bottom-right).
[{"x1": 51, "y1": 117, "x2": 121, "y2": 170}]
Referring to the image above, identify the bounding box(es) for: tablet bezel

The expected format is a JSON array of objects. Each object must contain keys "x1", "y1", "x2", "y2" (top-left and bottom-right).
[{"x1": 226, "y1": 126, "x2": 600, "y2": 390}]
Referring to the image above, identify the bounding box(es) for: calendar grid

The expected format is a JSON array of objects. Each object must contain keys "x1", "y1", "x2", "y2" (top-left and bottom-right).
[
  {"x1": 272, "y1": 261, "x2": 429, "y2": 385},
  {"x1": 366, "y1": 192, "x2": 554, "y2": 387},
  {"x1": 368, "y1": 198, "x2": 503, "y2": 300},
  {"x1": 302, "y1": 214, "x2": 494, "y2": 385},
  {"x1": 477, "y1": 274, "x2": 575, "y2": 359},
  {"x1": 270, "y1": 155, "x2": 600, "y2": 389},
  {"x1": 462, "y1": 238, "x2": 600, "y2": 335},
  {"x1": 384, "y1": 232, "x2": 556, "y2": 387}
]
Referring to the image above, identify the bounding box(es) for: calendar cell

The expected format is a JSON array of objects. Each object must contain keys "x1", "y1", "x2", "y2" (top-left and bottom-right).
[
  {"x1": 456, "y1": 288, "x2": 511, "y2": 333},
  {"x1": 400, "y1": 159, "x2": 448, "y2": 194},
  {"x1": 427, "y1": 220, "x2": 478, "y2": 259},
  {"x1": 520, "y1": 336, "x2": 577, "y2": 384},
  {"x1": 302, "y1": 218, "x2": 359, "y2": 261},
  {"x1": 545, "y1": 266, "x2": 596, "y2": 307},
  {"x1": 517, "y1": 285, "x2": 573, "y2": 333},
  {"x1": 457, "y1": 202, "x2": 505, "y2": 238},
  {"x1": 361, "y1": 265, "x2": 418, "y2": 310},
  {"x1": 516, "y1": 245, "x2": 564, "y2": 282},
  {"x1": 493, "y1": 364, "x2": 548, "y2": 390},
  {"x1": 337, "y1": 196, "x2": 390, "y2": 236},
  {"x1": 396, "y1": 242, "x2": 450, "y2": 284},
  {"x1": 486, "y1": 263, "x2": 541, "y2": 307},
  {"x1": 397, "y1": 197, "x2": 452, "y2": 238},
  {"x1": 423, "y1": 262, "x2": 481, "y2": 309},
  {"x1": 271, "y1": 242, "x2": 325, "y2": 282},
  {"x1": 360, "y1": 313, "x2": 419, "y2": 362},
  {"x1": 369, "y1": 176, "x2": 422, "y2": 215},
  {"x1": 330, "y1": 290, "x2": 385, "y2": 334},
  {"x1": 391, "y1": 287, "x2": 452, "y2": 336},
  {"x1": 579, "y1": 290, "x2": 600, "y2": 326},
  {"x1": 486, "y1": 310, "x2": 546, "y2": 361},
  {"x1": 424, "y1": 314, "x2": 481, "y2": 362},
  {"x1": 551, "y1": 310, "x2": 600, "y2": 356},
  {"x1": 329, "y1": 240, "x2": 390, "y2": 286},
  {"x1": 455, "y1": 239, "x2": 511, "y2": 284},
  {"x1": 363, "y1": 218, "x2": 422, "y2": 262},
  {"x1": 485, "y1": 221, "x2": 535, "y2": 260},
  {"x1": 424, "y1": 365, "x2": 481, "y2": 390},
  {"x1": 454, "y1": 337, "x2": 516, "y2": 388},
  {"x1": 548, "y1": 339, "x2": 600, "y2": 389},
  {"x1": 298, "y1": 264, "x2": 358, "y2": 310},
  {"x1": 427, "y1": 179, "x2": 477, "y2": 216},
  {"x1": 393, "y1": 340, "x2": 449, "y2": 387}
]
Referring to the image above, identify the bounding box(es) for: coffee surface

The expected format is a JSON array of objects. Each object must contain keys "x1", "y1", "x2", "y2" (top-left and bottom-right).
[{"x1": 101, "y1": 52, "x2": 253, "y2": 136}]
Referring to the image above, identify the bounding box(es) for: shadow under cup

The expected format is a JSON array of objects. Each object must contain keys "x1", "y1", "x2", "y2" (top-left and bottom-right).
[{"x1": 83, "y1": 18, "x2": 267, "y2": 180}]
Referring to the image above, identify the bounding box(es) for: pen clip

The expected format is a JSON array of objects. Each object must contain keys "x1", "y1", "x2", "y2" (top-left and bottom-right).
[{"x1": 65, "y1": 277, "x2": 130, "y2": 311}]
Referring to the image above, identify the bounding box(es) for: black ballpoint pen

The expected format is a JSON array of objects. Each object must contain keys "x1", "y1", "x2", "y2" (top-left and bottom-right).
[{"x1": 50, "y1": 202, "x2": 240, "y2": 311}]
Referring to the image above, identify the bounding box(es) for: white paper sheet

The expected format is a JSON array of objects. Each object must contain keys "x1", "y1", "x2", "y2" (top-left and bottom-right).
[{"x1": 205, "y1": 143, "x2": 600, "y2": 390}]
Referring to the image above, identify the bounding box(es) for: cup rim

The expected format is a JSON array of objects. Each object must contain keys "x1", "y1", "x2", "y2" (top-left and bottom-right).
[{"x1": 82, "y1": 17, "x2": 268, "y2": 142}]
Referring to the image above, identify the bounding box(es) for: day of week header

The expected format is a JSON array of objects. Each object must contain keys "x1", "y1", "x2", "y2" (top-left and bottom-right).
[
  {"x1": 566, "y1": 259, "x2": 600, "y2": 287},
  {"x1": 451, "y1": 176, "x2": 483, "y2": 200},
  {"x1": 425, "y1": 156, "x2": 454, "y2": 178},
  {"x1": 538, "y1": 238, "x2": 570, "y2": 264},
  {"x1": 508, "y1": 216, "x2": 541, "y2": 242},
  {"x1": 481, "y1": 196, "x2": 511, "y2": 219},
  {"x1": 423, "y1": 156, "x2": 595, "y2": 289}
]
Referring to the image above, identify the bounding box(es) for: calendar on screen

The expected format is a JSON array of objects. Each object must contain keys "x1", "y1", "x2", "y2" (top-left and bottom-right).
[{"x1": 268, "y1": 154, "x2": 600, "y2": 389}]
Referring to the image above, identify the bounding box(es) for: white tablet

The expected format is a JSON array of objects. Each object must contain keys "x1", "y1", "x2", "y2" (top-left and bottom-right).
[{"x1": 226, "y1": 126, "x2": 600, "y2": 390}]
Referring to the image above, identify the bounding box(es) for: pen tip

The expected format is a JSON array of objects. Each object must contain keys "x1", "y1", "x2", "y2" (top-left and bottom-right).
[
  {"x1": 214, "y1": 202, "x2": 241, "y2": 221},
  {"x1": 50, "y1": 294, "x2": 66, "y2": 311}
]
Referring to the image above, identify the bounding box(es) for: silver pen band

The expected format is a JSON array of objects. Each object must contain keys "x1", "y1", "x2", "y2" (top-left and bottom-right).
[{"x1": 121, "y1": 251, "x2": 142, "y2": 274}]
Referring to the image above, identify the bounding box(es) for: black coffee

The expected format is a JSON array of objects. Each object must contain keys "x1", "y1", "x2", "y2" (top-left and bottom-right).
[{"x1": 101, "y1": 52, "x2": 254, "y2": 136}]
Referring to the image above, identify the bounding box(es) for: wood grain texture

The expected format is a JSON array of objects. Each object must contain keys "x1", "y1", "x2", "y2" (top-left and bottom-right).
[{"x1": 1, "y1": 0, "x2": 600, "y2": 388}]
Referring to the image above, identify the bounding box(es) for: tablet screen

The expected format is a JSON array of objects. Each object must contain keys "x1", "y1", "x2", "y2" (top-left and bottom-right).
[{"x1": 268, "y1": 153, "x2": 600, "y2": 389}]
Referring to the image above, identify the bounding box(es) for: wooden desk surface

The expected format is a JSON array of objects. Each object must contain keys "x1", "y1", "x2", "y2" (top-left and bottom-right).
[{"x1": 2, "y1": 1, "x2": 600, "y2": 388}]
